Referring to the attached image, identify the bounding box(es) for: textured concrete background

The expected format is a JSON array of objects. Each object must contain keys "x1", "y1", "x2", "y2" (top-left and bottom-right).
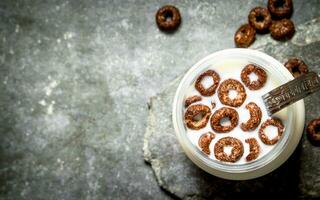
[{"x1": 0, "y1": 0, "x2": 319, "y2": 199}]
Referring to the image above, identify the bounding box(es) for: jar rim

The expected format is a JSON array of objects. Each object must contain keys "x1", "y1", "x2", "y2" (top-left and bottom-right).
[{"x1": 172, "y1": 48, "x2": 305, "y2": 180}]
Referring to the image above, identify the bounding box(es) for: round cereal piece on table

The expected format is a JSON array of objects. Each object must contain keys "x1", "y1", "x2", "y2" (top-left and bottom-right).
[
  {"x1": 245, "y1": 138, "x2": 260, "y2": 161},
  {"x1": 241, "y1": 64, "x2": 267, "y2": 90},
  {"x1": 155, "y1": 5, "x2": 181, "y2": 32},
  {"x1": 241, "y1": 102, "x2": 262, "y2": 131},
  {"x1": 195, "y1": 70, "x2": 221, "y2": 96},
  {"x1": 270, "y1": 19, "x2": 295, "y2": 40},
  {"x1": 218, "y1": 79, "x2": 246, "y2": 107},
  {"x1": 234, "y1": 24, "x2": 256, "y2": 48},
  {"x1": 268, "y1": 0, "x2": 293, "y2": 19},
  {"x1": 185, "y1": 95, "x2": 202, "y2": 108},
  {"x1": 210, "y1": 107, "x2": 239, "y2": 133},
  {"x1": 214, "y1": 137, "x2": 244, "y2": 163},
  {"x1": 259, "y1": 118, "x2": 285, "y2": 145},
  {"x1": 307, "y1": 118, "x2": 320, "y2": 146},
  {"x1": 248, "y1": 7, "x2": 272, "y2": 33},
  {"x1": 184, "y1": 104, "x2": 211, "y2": 130},
  {"x1": 198, "y1": 132, "x2": 216, "y2": 155},
  {"x1": 284, "y1": 58, "x2": 309, "y2": 78}
]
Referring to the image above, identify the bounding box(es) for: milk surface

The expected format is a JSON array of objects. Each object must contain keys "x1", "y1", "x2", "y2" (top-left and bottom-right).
[{"x1": 184, "y1": 59, "x2": 288, "y2": 164}]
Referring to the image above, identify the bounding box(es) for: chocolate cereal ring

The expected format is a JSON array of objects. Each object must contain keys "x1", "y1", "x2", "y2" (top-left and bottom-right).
[
  {"x1": 270, "y1": 19, "x2": 295, "y2": 40},
  {"x1": 185, "y1": 95, "x2": 202, "y2": 108},
  {"x1": 241, "y1": 64, "x2": 267, "y2": 90},
  {"x1": 214, "y1": 137, "x2": 244, "y2": 163},
  {"x1": 210, "y1": 107, "x2": 239, "y2": 133},
  {"x1": 155, "y1": 5, "x2": 181, "y2": 32},
  {"x1": 259, "y1": 118, "x2": 285, "y2": 145},
  {"x1": 198, "y1": 132, "x2": 216, "y2": 155},
  {"x1": 234, "y1": 24, "x2": 256, "y2": 48},
  {"x1": 307, "y1": 118, "x2": 320, "y2": 146},
  {"x1": 284, "y1": 58, "x2": 309, "y2": 78},
  {"x1": 248, "y1": 7, "x2": 272, "y2": 33},
  {"x1": 218, "y1": 79, "x2": 246, "y2": 107},
  {"x1": 184, "y1": 104, "x2": 211, "y2": 130},
  {"x1": 195, "y1": 70, "x2": 221, "y2": 96},
  {"x1": 241, "y1": 102, "x2": 262, "y2": 131},
  {"x1": 245, "y1": 138, "x2": 260, "y2": 162},
  {"x1": 268, "y1": 0, "x2": 293, "y2": 19}
]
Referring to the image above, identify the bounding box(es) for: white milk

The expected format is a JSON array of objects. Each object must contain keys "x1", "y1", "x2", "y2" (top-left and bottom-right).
[{"x1": 184, "y1": 59, "x2": 288, "y2": 164}]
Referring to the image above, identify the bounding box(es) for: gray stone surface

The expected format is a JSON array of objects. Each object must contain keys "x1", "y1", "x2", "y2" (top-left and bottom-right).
[
  {"x1": 0, "y1": 0, "x2": 319, "y2": 199},
  {"x1": 144, "y1": 18, "x2": 320, "y2": 199}
]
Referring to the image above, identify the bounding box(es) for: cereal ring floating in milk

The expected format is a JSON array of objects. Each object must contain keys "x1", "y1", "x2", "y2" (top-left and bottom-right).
[
  {"x1": 245, "y1": 138, "x2": 260, "y2": 162},
  {"x1": 184, "y1": 95, "x2": 202, "y2": 108},
  {"x1": 218, "y1": 79, "x2": 246, "y2": 107},
  {"x1": 241, "y1": 102, "x2": 262, "y2": 131},
  {"x1": 210, "y1": 107, "x2": 239, "y2": 133},
  {"x1": 214, "y1": 137, "x2": 244, "y2": 163},
  {"x1": 195, "y1": 70, "x2": 221, "y2": 96},
  {"x1": 241, "y1": 64, "x2": 267, "y2": 90},
  {"x1": 184, "y1": 104, "x2": 211, "y2": 130},
  {"x1": 259, "y1": 118, "x2": 285, "y2": 145},
  {"x1": 198, "y1": 132, "x2": 216, "y2": 155}
]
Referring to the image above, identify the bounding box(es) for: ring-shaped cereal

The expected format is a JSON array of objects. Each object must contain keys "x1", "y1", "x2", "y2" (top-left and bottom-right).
[
  {"x1": 218, "y1": 79, "x2": 246, "y2": 107},
  {"x1": 284, "y1": 58, "x2": 309, "y2": 78},
  {"x1": 195, "y1": 70, "x2": 221, "y2": 96},
  {"x1": 214, "y1": 137, "x2": 244, "y2": 163},
  {"x1": 155, "y1": 5, "x2": 181, "y2": 32},
  {"x1": 248, "y1": 7, "x2": 272, "y2": 33},
  {"x1": 245, "y1": 138, "x2": 260, "y2": 161},
  {"x1": 270, "y1": 19, "x2": 295, "y2": 40},
  {"x1": 258, "y1": 118, "x2": 284, "y2": 145},
  {"x1": 184, "y1": 104, "x2": 211, "y2": 130},
  {"x1": 210, "y1": 107, "x2": 239, "y2": 133},
  {"x1": 234, "y1": 24, "x2": 256, "y2": 48},
  {"x1": 241, "y1": 64, "x2": 267, "y2": 90},
  {"x1": 185, "y1": 95, "x2": 202, "y2": 108},
  {"x1": 241, "y1": 102, "x2": 262, "y2": 131},
  {"x1": 307, "y1": 118, "x2": 320, "y2": 146},
  {"x1": 268, "y1": 0, "x2": 293, "y2": 19},
  {"x1": 198, "y1": 132, "x2": 216, "y2": 155}
]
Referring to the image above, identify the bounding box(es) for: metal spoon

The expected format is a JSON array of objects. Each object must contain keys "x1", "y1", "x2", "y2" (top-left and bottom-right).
[{"x1": 263, "y1": 72, "x2": 320, "y2": 116}]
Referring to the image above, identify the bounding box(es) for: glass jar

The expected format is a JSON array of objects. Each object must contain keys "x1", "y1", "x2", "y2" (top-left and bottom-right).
[{"x1": 172, "y1": 48, "x2": 305, "y2": 180}]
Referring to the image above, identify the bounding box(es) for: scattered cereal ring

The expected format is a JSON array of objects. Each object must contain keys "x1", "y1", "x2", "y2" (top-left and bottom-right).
[
  {"x1": 245, "y1": 138, "x2": 260, "y2": 161},
  {"x1": 259, "y1": 118, "x2": 285, "y2": 145},
  {"x1": 218, "y1": 79, "x2": 246, "y2": 107},
  {"x1": 268, "y1": 0, "x2": 293, "y2": 19},
  {"x1": 241, "y1": 64, "x2": 267, "y2": 90},
  {"x1": 155, "y1": 5, "x2": 181, "y2": 32},
  {"x1": 241, "y1": 102, "x2": 262, "y2": 131},
  {"x1": 195, "y1": 70, "x2": 221, "y2": 96},
  {"x1": 307, "y1": 118, "x2": 320, "y2": 146},
  {"x1": 234, "y1": 24, "x2": 256, "y2": 48},
  {"x1": 210, "y1": 107, "x2": 239, "y2": 133},
  {"x1": 184, "y1": 104, "x2": 211, "y2": 130},
  {"x1": 270, "y1": 19, "x2": 295, "y2": 40},
  {"x1": 185, "y1": 95, "x2": 202, "y2": 108},
  {"x1": 284, "y1": 58, "x2": 309, "y2": 78},
  {"x1": 198, "y1": 132, "x2": 216, "y2": 155},
  {"x1": 248, "y1": 7, "x2": 272, "y2": 33},
  {"x1": 214, "y1": 137, "x2": 244, "y2": 163}
]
